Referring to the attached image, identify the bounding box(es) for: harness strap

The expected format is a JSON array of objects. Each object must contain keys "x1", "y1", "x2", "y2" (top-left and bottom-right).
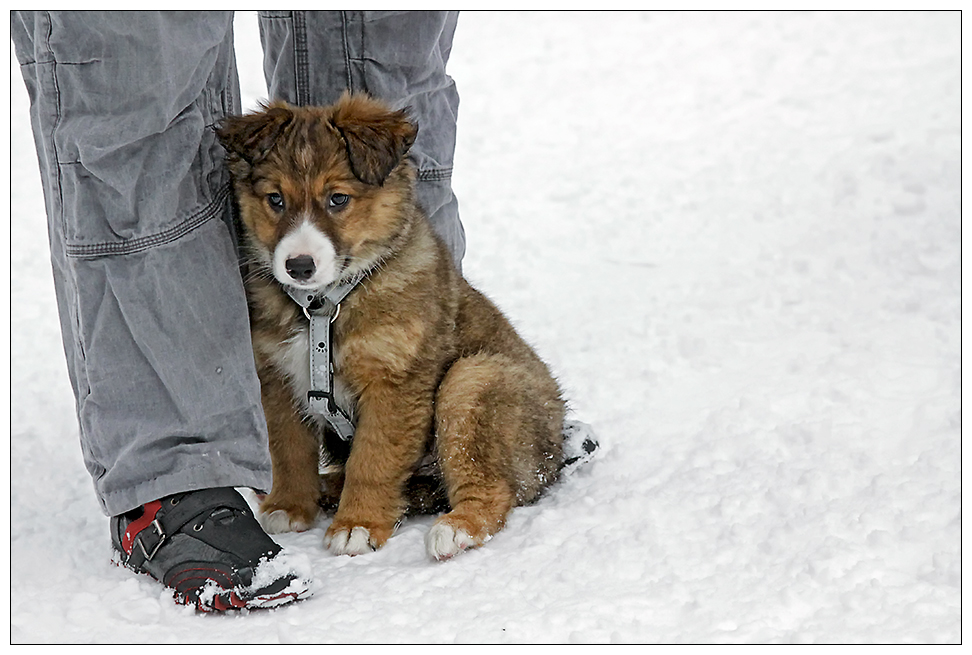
[{"x1": 284, "y1": 276, "x2": 363, "y2": 441}]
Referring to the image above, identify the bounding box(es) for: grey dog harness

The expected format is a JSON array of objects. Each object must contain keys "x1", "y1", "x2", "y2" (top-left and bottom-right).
[{"x1": 284, "y1": 276, "x2": 364, "y2": 441}]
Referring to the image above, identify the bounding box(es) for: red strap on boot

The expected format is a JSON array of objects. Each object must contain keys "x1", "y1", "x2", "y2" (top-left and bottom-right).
[{"x1": 121, "y1": 500, "x2": 163, "y2": 556}]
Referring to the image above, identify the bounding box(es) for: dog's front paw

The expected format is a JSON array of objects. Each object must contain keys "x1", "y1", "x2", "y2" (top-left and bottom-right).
[
  {"x1": 258, "y1": 497, "x2": 320, "y2": 534},
  {"x1": 425, "y1": 516, "x2": 490, "y2": 561},
  {"x1": 324, "y1": 520, "x2": 393, "y2": 556}
]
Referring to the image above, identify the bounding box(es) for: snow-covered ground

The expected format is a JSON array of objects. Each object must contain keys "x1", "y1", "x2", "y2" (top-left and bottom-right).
[{"x1": 9, "y1": 11, "x2": 961, "y2": 643}]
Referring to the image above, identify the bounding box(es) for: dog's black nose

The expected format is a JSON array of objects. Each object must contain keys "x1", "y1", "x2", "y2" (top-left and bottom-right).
[{"x1": 285, "y1": 255, "x2": 316, "y2": 281}]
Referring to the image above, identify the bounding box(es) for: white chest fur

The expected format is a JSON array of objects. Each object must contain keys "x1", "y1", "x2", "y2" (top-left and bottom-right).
[{"x1": 271, "y1": 323, "x2": 357, "y2": 424}]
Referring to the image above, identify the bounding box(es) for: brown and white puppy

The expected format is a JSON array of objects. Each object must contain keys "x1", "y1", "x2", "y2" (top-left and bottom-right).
[{"x1": 217, "y1": 93, "x2": 565, "y2": 560}]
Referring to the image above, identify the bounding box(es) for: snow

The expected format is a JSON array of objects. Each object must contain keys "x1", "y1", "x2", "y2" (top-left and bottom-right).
[{"x1": 8, "y1": 11, "x2": 961, "y2": 644}]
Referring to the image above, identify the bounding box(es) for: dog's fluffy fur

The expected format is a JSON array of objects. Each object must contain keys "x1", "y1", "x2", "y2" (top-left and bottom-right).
[{"x1": 218, "y1": 94, "x2": 565, "y2": 560}]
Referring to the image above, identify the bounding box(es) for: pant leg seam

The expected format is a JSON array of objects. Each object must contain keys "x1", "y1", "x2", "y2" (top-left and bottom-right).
[
  {"x1": 45, "y1": 11, "x2": 68, "y2": 243},
  {"x1": 340, "y1": 11, "x2": 354, "y2": 91},
  {"x1": 417, "y1": 167, "x2": 453, "y2": 182},
  {"x1": 64, "y1": 184, "x2": 231, "y2": 259},
  {"x1": 292, "y1": 11, "x2": 309, "y2": 106},
  {"x1": 21, "y1": 59, "x2": 100, "y2": 66}
]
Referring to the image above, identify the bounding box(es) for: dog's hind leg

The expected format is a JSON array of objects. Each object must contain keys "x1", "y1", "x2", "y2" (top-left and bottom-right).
[{"x1": 427, "y1": 353, "x2": 564, "y2": 560}]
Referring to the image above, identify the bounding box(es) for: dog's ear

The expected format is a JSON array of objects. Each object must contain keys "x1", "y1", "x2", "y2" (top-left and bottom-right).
[
  {"x1": 329, "y1": 93, "x2": 418, "y2": 186},
  {"x1": 216, "y1": 103, "x2": 294, "y2": 169}
]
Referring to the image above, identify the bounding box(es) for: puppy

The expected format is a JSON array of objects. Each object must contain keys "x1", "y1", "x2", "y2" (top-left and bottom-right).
[{"x1": 218, "y1": 93, "x2": 565, "y2": 560}]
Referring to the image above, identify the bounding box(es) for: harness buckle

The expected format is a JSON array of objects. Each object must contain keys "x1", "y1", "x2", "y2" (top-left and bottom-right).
[{"x1": 307, "y1": 389, "x2": 340, "y2": 414}]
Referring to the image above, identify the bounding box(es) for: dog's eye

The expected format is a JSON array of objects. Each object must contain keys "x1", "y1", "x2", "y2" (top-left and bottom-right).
[
  {"x1": 328, "y1": 193, "x2": 350, "y2": 209},
  {"x1": 266, "y1": 192, "x2": 285, "y2": 212}
]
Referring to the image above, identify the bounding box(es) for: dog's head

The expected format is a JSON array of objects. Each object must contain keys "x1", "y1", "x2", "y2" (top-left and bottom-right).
[{"x1": 217, "y1": 93, "x2": 418, "y2": 290}]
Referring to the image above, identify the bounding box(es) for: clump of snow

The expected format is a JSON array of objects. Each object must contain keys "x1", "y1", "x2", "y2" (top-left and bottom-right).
[
  {"x1": 192, "y1": 543, "x2": 315, "y2": 611},
  {"x1": 247, "y1": 547, "x2": 316, "y2": 598},
  {"x1": 9, "y1": 11, "x2": 959, "y2": 643}
]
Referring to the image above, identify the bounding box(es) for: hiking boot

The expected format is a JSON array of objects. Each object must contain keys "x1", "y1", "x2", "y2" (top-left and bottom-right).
[{"x1": 111, "y1": 487, "x2": 312, "y2": 611}]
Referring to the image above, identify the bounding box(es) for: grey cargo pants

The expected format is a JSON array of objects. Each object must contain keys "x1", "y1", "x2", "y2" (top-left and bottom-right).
[{"x1": 11, "y1": 11, "x2": 463, "y2": 516}]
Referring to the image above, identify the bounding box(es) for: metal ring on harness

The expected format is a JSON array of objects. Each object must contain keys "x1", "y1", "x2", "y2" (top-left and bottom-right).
[{"x1": 303, "y1": 302, "x2": 341, "y2": 323}]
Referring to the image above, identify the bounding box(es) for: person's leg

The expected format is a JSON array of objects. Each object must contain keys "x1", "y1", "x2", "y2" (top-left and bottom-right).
[
  {"x1": 11, "y1": 11, "x2": 272, "y2": 517},
  {"x1": 257, "y1": 10, "x2": 465, "y2": 267},
  {"x1": 11, "y1": 11, "x2": 309, "y2": 610}
]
